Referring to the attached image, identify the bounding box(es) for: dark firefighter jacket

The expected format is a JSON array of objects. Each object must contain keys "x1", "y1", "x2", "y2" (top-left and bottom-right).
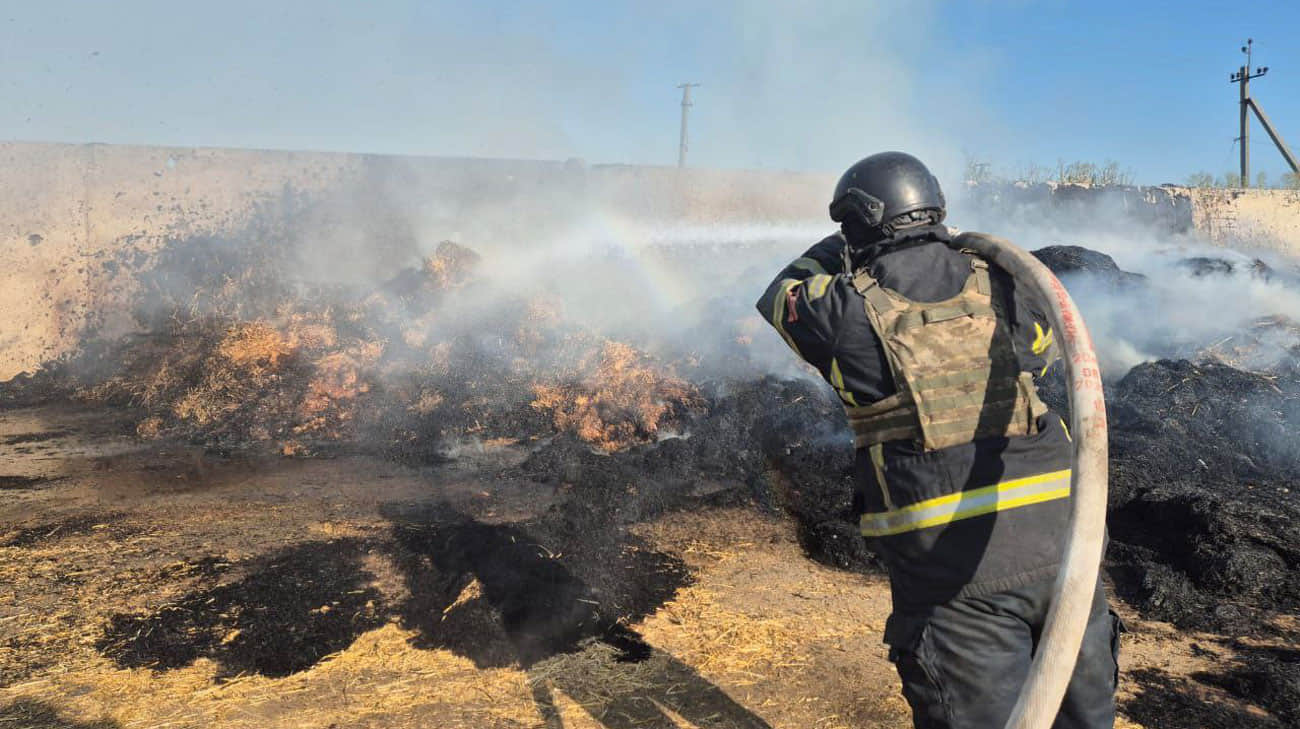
[{"x1": 756, "y1": 224, "x2": 1073, "y2": 614}]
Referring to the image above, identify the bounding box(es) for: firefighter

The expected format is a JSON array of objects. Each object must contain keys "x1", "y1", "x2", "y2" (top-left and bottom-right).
[{"x1": 757, "y1": 152, "x2": 1120, "y2": 728}]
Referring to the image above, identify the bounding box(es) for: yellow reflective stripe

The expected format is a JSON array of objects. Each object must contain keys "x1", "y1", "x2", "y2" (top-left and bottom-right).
[
  {"x1": 869, "y1": 443, "x2": 894, "y2": 510},
  {"x1": 1034, "y1": 322, "x2": 1056, "y2": 375},
  {"x1": 791, "y1": 257, "x2": 829, "y2": 276},
  {"x1": 877, "y1": 468, "x2": 1069, "y2": 519},
  {"x1": 807, "y1": 274, "x2": 833, "y2": 300},
  {"x1": 860, "y1": 469, "x2": 1071, "y2": 537},
  {"x1": 1032, "y1": 322, "x2": 1054, "y2": 355},
  {"x1": 771, "y1": 278, "x2": 802, "y2": 354},
  {"x1": 829, "y1": 358, "x2": 858, "y2": 406}
]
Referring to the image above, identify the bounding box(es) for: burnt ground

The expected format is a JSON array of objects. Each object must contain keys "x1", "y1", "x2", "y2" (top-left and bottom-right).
[
  {"x1": 1, "y1": 380, "x2": 1298, "y2": 728},
  {"x1": 0, "y1": 404, "x2": 901, "y2": 729}
]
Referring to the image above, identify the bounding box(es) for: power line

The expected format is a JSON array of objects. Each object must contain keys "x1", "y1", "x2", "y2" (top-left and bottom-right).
[
  {"x1": 1229, "y1": 39, "x2": 1299, "y2": 187},
  {"x1": 676, "y1": 83, "x2": 699, "y2": 169}
]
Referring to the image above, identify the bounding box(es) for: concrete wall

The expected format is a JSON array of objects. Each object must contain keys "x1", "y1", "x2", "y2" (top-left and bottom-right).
[
  {"x1": 2, "y1": 141, "x2": 1299, "y2": 380},
  {"x1": 1, "y1": 143, "x2": 362, "y2": 379},
  {"x1": 1185, "y1": 187, "x2": 1300, "y2": 254},
  {"x1": 959, "y1": 181, "x2": 1197, "y2": 235},
  {"x1": 965, "y1": 181, "x2": 1300, "y2": 255}
]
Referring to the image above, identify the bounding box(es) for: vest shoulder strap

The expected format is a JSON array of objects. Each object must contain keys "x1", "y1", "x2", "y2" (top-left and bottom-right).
[{"x1": 849, "y1": 268, "x2": 899, "y2": 317}]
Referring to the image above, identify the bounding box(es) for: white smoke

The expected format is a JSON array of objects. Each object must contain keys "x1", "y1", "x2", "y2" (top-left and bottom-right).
[{"x1": 954, "y1": 191, "x2": 1300, "y2": 376}]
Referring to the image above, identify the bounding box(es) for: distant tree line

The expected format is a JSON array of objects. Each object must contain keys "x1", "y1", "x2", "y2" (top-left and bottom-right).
[
  {"x1": 1183, "y1": 170, "x2": 1300, "y2": 189},
  {"x1": 964, "y1": 154, "x2": 1300, "y2": 190}
]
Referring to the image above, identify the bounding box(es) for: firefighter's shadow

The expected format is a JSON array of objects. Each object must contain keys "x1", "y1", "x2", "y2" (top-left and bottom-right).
[
  {"x1": 528, "y1": 647, "x2": 772, "y2": 729},
  {"x1": 381, "y1": 501, "x2": 771, "y2": 729}
]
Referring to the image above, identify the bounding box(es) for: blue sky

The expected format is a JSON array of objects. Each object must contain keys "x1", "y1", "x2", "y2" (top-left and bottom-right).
[{"x1": 1, "y1": 1, "x2": 1297, "y2": 184}]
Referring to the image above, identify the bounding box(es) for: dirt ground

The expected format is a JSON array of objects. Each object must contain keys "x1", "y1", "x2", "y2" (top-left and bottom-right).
[{"x1": 0, "y1": 405, "x2": 1292, "y2": 728}]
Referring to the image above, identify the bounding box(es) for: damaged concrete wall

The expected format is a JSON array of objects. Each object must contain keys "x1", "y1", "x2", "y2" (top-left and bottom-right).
[
  {"x1": 959, "y1": 181, "x2": 1198, "y2": 235},
  {"x1": 0, "y1": 143, "x2": 360, "y2": 379},
  {"x1": 1184, "y1": 187, "x2": 1300, "y2": 254},
  {"x1": 0, "y1": 143, "x2": 90, "y2": 383}
]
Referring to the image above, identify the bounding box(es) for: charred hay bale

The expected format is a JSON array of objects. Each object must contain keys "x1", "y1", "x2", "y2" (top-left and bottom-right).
[
  {"x1": 1013, "y1": 358, "x2": 1300, "y2": 630},
  {"x1": 1177, "y1": 255, "x2": 1279, "y2": 283},
  {"x1": 1108, "y1": 360, "x2": 1300, "y2": 479},
  {"x1": 1031, "y1": 245, "x2": 1147, "y2": 289},
  {"x1": 730, "y1": 378, "x2": 878, "y2": 572},
  {"x1": 518, "y1": 375, "x2": 877, "y2": 576},
  {"x1": 1108, "y1": 487, "x2": 1298, "y2": 630},
  {"x1": 1103, "y1": 359, "x2": 1300, "y2": 630},
  {"x1": 1179, "y1": 256, "x2": 1236, "y2": 278}
]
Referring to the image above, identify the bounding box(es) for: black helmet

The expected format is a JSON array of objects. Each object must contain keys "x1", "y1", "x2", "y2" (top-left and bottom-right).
[{"x1": 829, "y1": 152, "x2": 946, "y2": 234}]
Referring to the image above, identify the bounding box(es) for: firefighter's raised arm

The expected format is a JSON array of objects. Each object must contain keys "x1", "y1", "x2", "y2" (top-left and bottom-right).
[{"x1": 754, "y1": 234, "x2": 850, "y2": 369}]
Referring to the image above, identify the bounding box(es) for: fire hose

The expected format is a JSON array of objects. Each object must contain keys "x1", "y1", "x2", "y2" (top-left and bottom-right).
[{"x1": 954, "y1": 232, "x2": 1109, "y2": 729}]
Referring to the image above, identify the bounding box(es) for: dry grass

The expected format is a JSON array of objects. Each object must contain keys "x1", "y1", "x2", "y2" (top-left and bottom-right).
[
  {"x1": 3, "y1": 626, "x2": 542, "y2": 729},
  {"x1": 640, "y1": 585, "x2": 806, "y2": 683}
]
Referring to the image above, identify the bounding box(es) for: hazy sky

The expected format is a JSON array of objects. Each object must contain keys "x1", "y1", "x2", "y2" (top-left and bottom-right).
[{"x1": 2, "y1": 1, "x2": 1298, "y2": 184}]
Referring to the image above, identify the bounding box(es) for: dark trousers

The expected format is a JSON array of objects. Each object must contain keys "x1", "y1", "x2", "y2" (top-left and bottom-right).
[{"x1": 886, "y1": 578, "x2": 1120, "y2": 729}]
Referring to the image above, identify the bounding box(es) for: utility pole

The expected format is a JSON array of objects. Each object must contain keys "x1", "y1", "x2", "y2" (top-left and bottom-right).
[
  {"x1": 1230, "y1": 39, "x2": 1300, "y2": 187},
  {"x1": 677, "y1": 82, "x2": 700, "y2": 168}
]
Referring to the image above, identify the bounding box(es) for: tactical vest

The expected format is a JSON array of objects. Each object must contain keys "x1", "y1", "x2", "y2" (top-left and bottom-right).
[{"x1": 843, "y1": 250, "x2": 1048, "y2": 454}]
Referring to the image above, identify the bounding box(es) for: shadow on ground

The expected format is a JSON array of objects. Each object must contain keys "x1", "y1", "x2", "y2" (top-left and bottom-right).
[
  {"x1": 530, "y1": 646, "x2": 771, "y2": 729},
  {"x1": 381, "y1": 501, "x2": 770, "y2": 729},
  {"x1": 0, "y1": 700, "x2": 121, "y2": 729},
  {"x1": 96, "y1": 538, "x2": 387, "y2": 678},
  {"x1": 1123, "y1": 642, "x2": 1300, "y2": 729},
  {"x1": 381, "y1": 501, "x2": 689, "y2": 668},
  {"x1": 92, "y1": 499, "x2": 771, "y2": 727}
]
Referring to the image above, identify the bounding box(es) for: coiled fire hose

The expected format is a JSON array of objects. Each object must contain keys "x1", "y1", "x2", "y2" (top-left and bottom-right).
[{"x1": 953, "y1": 232, "x2": 1109, "y2": 729}]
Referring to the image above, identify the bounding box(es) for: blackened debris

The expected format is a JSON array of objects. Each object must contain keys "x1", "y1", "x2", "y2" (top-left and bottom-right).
[
  {"x1": 1031, "y1": 245, "x2": 1148, "y2": 289},
  {"x1": 1178, "y1": 256, "x2": 1278, "y2": 282},
  {"x1": 1179, "y1": 256, "x2": 1236, "y2": 278},
  {"x1": 1, "y1": 514, "x2": 133, "y2": 549},
  {"x1": 518, "y1": 375, "x2": 871, "y2": 574},
  {"x1": 1103, "y1": 359, "x2": 1300, "y2": 632},
  {"x1": 96, "y1": 539, "x2": 386, "y2": 677}
]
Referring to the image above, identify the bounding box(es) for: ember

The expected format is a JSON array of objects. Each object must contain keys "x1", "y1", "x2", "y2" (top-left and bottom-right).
[{"x1": 531, "y1": 341, "x2": 703, "y2": 451}]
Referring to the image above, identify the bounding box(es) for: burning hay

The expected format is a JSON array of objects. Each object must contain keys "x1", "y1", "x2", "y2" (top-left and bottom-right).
[
  {"x1": 8, "y1": 235, "x2": 706, "y2": 459},
  {"x1": 531, "y1": 341, "x2": 703, "y2": 451}
]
